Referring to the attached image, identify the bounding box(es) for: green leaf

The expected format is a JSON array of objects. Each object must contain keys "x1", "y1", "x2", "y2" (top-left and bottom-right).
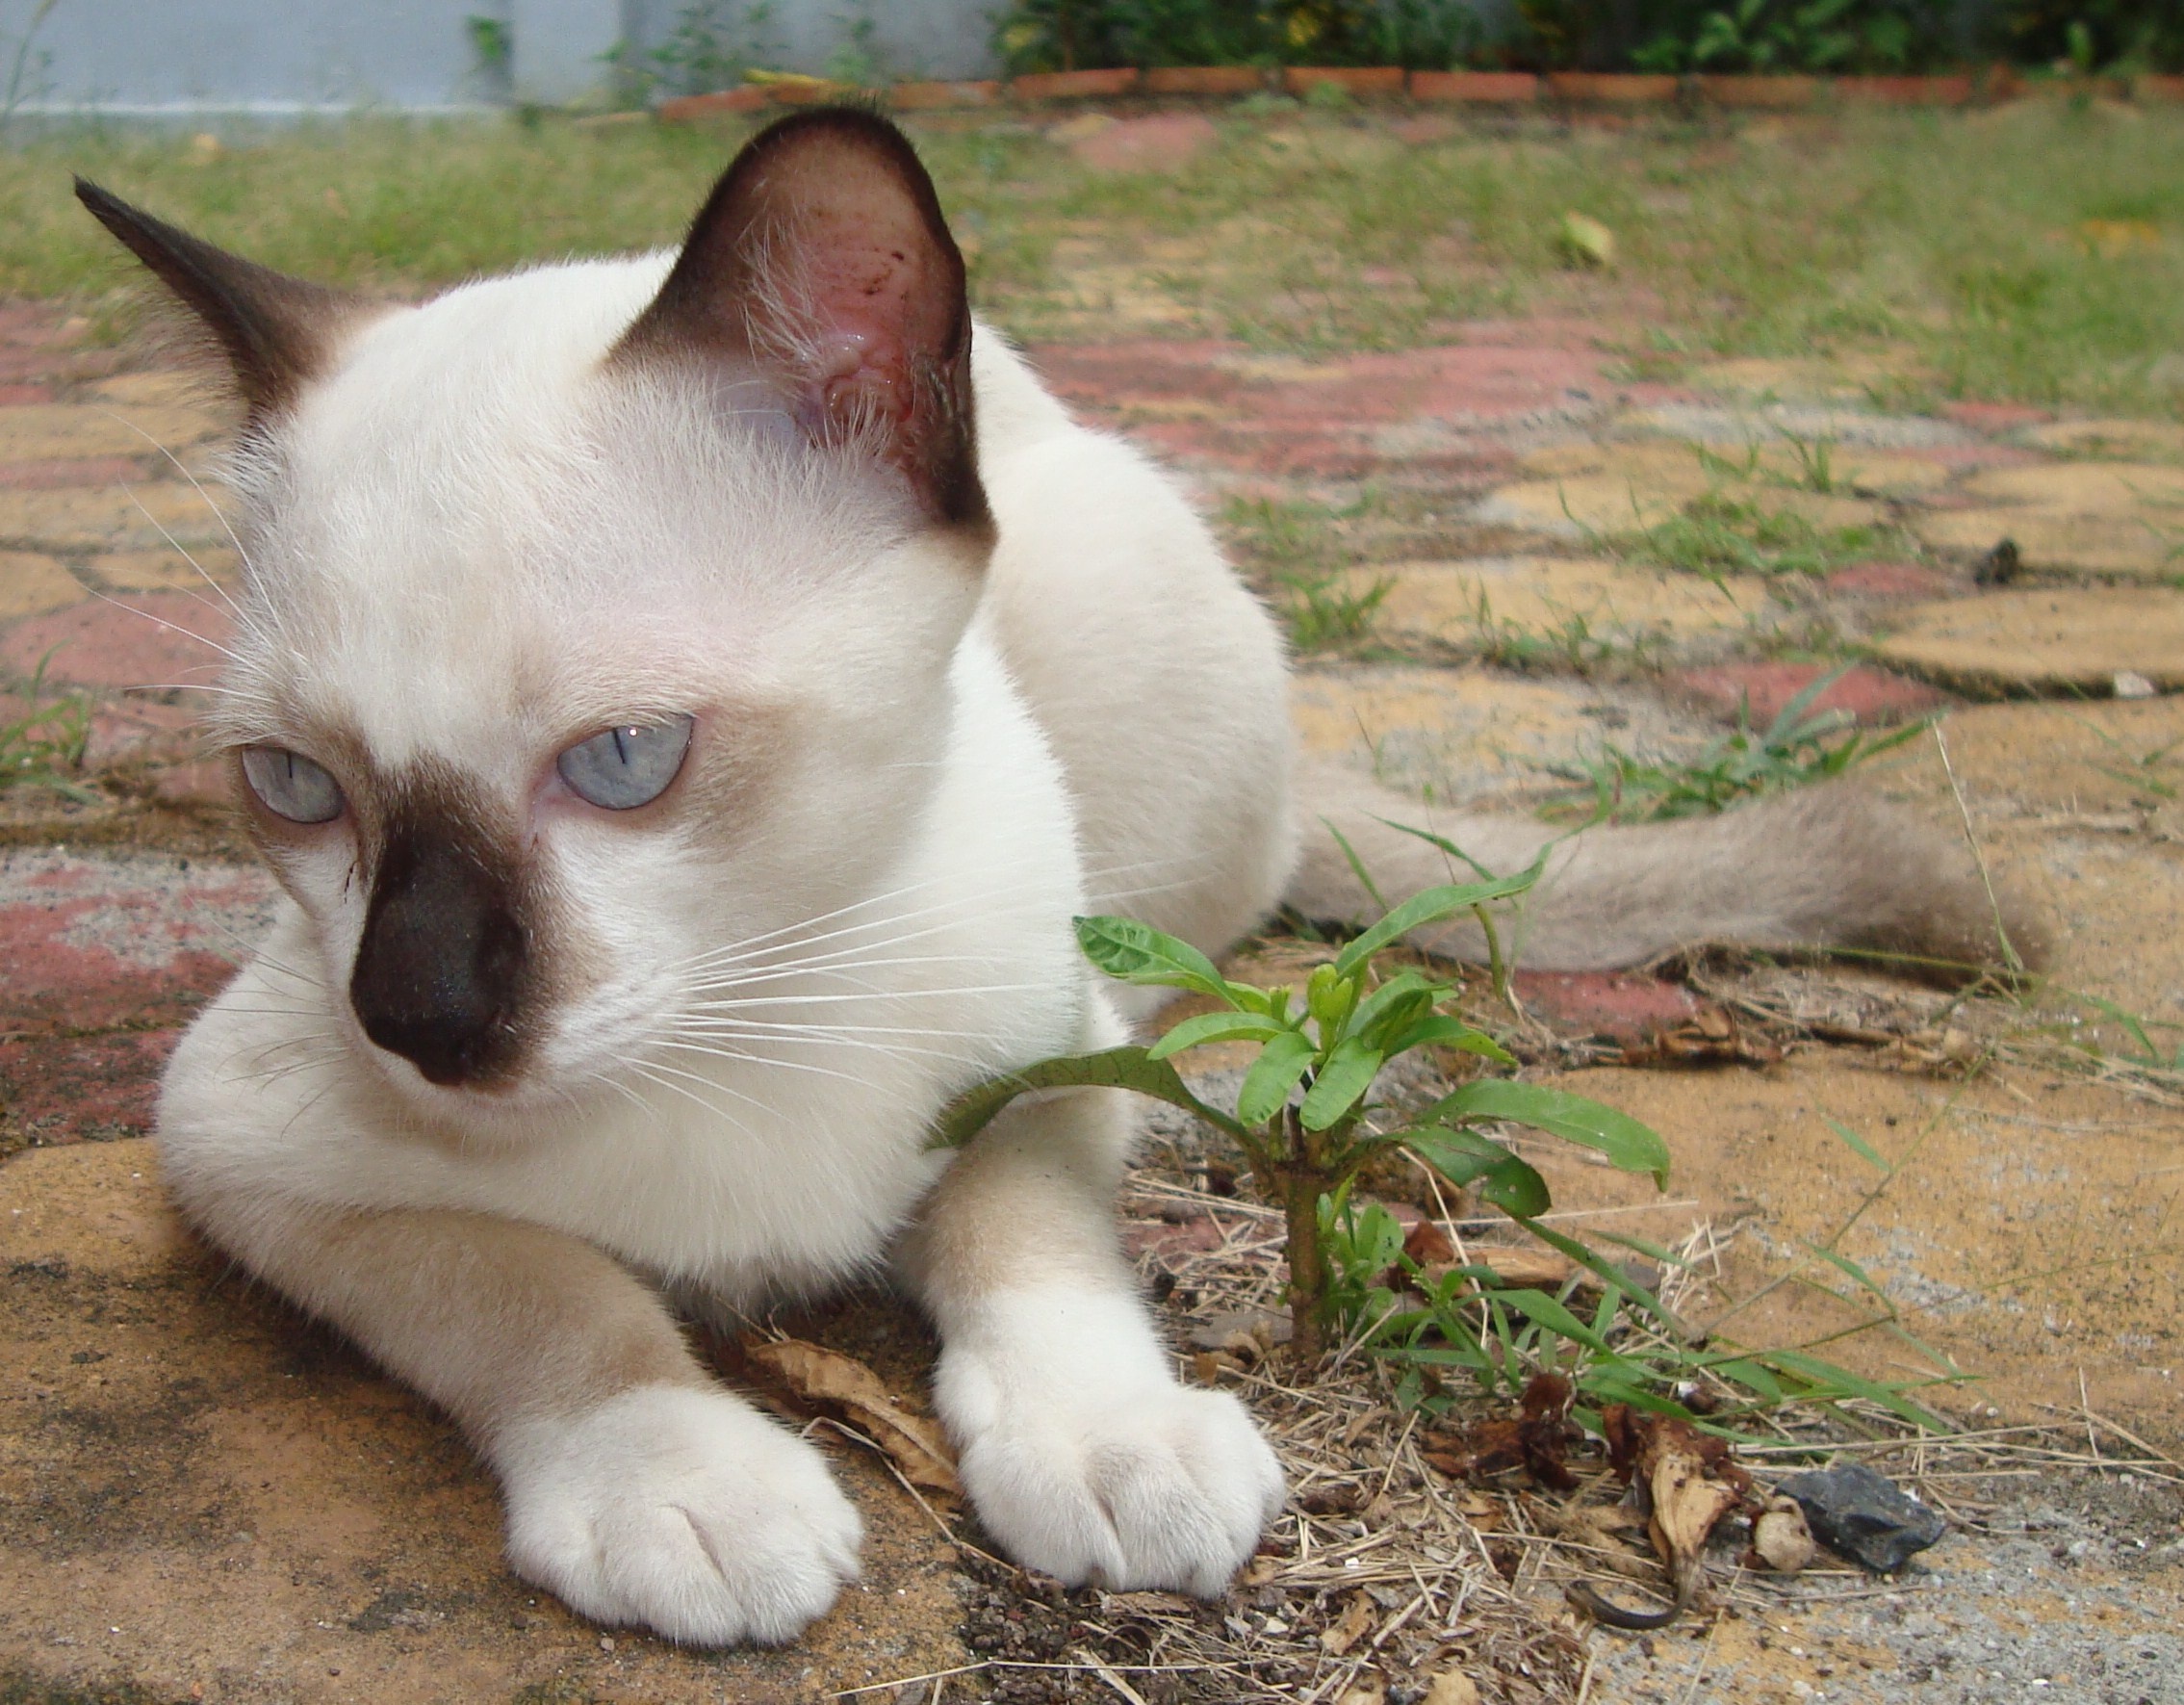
[
  {"x1": 1704, "y1": 1356, "x2": 1786, "y2": 1405},
  {"x1": 1071, "y1": 916, "x2": 1227, "y2": 1000},
  {"x1": 1236, "y1": 1029, "x2": 1316, "y2": 1126},
  {"x1": 1401, "y1": 1125, "x2": 1551, "y2": 1217},
  {"x1": 1346, "y1": 969, "x2": 1440, "y2": 1039},
  {"x1": 1825, "y1": 1118, "x2": 1890, "y2": 1174},
  {"x1": 1424, "y1": 1079, "x2": 1670, "y2": 1186},
  {"x1": 1143, "y1": 1010, "x2": 1287, "y2": 1061},
  {"x1": 1299, "y1": 1038, "x2": 1383, "y2": 1131},
  {"x1": 1512, "y1": 1217, "x2": 1679, "y2": 1332},
  {"x1": 1332, "y1": 856, "x2": 1547, "y2": 976},
  {"x1": 1762, "y1": 1349, "x2": 1948, "y2": 1431},
  {"x1": 928, "y1": 1045, "x2": 1244, "y2": 1150},
  {"x1": 1382, "y1": 1014, "x2": 1516, "y2": 1064},
  {"x1": 1806, "y1": 1242, "x2": 1891, "y2": 1304}
]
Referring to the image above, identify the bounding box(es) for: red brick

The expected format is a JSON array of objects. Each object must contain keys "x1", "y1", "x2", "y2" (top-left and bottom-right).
[
  {"x1": 0, "y1": 590, "x2": 233, "y2": 691},
  {"x1": 0, "y1": 855, "x2": 270, "y2": 1032},
  {"x1": 1514, "y1": 970, "x2": 1698, "y2": 1043},
  {"x1": 1547, "y1": 72, "x2": 1680, "y2": 104},
  {"x1": 1142, "y1": 66, "x2": 1264, "y2": 96},
  {"x1": 1669, "y1": 661, "x2": 1949, "y2": 727},
  {"x1": 0, "y1": 1029, "x2": 181, "y2": 1143},
  {"x1": 1700, "y1": 74, "x2": 1819, "y2": 109},
  {"x1": 1940, "y1": 400, "x2": 2050, "y2": 432},
  {"x1": 1011, "y1": 68, "x2": 1139, "y2": 100},
  {"x1": 1284, "y1": 66, "x2": 1405, "y2": 98},
  {"x1": 0, "y1": 455, "x2": 146, "y2": 490},
  {"x1": 1410, "y1": 70, "x2": 1537, "y2": 104},
  {"x1": 1835, "y1": 75, "x2": 1974, "y2": 105},
  {"x1": 1822, "y1": 561, "x2": 1957, "y2": 600},
  {"x1": 886, "y1": 79, "x2": 1001, "y2": 110},
  {"x1": 656, "y1": 87, "x2": 766, "y2": 120},
  {"x1": 84, "y1": 697, "x2": 203, "y2": 768},
  {"x1": 0, "y1": 384, "x2": 53, "y2": 405},
  {"x1": 1071, "y1": 112, "x2": 1219, "y2": 171}
]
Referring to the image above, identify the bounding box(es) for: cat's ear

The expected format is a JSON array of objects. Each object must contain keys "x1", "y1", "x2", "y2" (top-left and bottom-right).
[
  {"x1": 615, "y1": 108, "x2": 989, "y2": 531},
  {"x1": 74, "y1": 179, "x2": 355, "y2": 422}
]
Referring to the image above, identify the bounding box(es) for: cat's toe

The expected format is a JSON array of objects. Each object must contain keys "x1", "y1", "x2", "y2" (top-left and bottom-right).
[
  {"x1": 962, "y1": 1384, "x2": 1283, "y2": 1597},
  {"x1": 501, "y1": 1384, "x2": 861, "y2": 1645}
]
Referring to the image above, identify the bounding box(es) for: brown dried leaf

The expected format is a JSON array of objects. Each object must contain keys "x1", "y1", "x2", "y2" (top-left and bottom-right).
[
  {"x1": 1600, "y1": 1405, "x2": 1753, "y2": 1609},
  {"x1": 1750, "y1": 1494, "x2": 1817, "y2": 1573},
  {"x1": 744, "y1": 1338, "x2": 963, "y2": 1498},
  {"x1": 1320, "y1": 1589, "x2": 1375, "y2": 1655},
  {"x1": 1424, "y1": 1671, "x2": 1481, "y2": 1705}
]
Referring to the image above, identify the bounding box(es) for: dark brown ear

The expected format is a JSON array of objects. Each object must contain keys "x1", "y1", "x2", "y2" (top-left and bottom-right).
[
  {"x1": 615, "y1": 108, "x2": 988, "y2": 531},
  {"x1": 74, "y1": 178, "x2": 352, "y2": 422}
]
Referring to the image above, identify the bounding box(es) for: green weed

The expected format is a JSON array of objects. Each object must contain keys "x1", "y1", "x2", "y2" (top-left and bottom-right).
[
  {"x1": 1609, "y1": 489, "x2": 1896, "y2": 580},
  {"x1": 0, "y1": 653, "x2": 93, "y2": 800},
  {"x1": 1459, "y1": 590, "x2": 1657, "y2": 677},
  {"x1": 1220, "y1": 494, "x2": 1391, "y2": 651},
  {"x1": 1545, "y1": 665, "x2": 1926, "y2": 822}
]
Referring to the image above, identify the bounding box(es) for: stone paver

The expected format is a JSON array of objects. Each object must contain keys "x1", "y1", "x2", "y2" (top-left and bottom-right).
[
  {"x1": 1875, "y1": 588, "x2": 2184, "y2": 697},
  {"x1": 0, "y1": 551, "x2": 84, "y2": 619},
  {"x1": 1354, "y1": 554, "x2": 1761, "y2": 655}
]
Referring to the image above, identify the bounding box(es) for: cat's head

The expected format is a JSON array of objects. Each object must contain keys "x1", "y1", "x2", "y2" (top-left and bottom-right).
[{"x1": 81, "y1": 111, "x2": 997, "y2": 1114}]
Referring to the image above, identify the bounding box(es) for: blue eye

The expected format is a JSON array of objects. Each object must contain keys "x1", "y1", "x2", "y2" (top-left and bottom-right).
[
  {"x1": 240, "y1": 746, "x2": 345, "y2": 824},
  {"x1": 557, "y1": 715, "x2": 694, "y2": 810}
]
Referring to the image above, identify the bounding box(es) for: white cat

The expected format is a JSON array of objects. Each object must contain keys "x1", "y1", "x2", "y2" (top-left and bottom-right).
[{"x1": 79, "y1": 109, "x2": 2037, "y2": 1647}]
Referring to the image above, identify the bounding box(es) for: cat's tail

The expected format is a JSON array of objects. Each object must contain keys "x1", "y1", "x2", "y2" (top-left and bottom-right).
[{"x1": 1284, "y1": 759, "x2": 2049, "y2": 982}]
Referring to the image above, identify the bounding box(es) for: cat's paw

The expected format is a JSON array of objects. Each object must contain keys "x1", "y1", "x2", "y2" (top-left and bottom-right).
[
  {"x1": 499, "y1": 1384, "x2": 861, "y2": 1645},
  {"x1": 956, "y1": 1380, "x2": 1283, "y2": 1596}
]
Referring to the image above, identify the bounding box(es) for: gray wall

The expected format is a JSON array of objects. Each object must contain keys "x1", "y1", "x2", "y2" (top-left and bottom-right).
[{"x1": 2, "y1": 0, "x2": 1002, "y2": 116}]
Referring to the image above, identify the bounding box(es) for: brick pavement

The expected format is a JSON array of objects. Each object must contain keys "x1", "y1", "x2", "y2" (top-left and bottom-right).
[{"x1": 1, "y1": 295, "x2": 2180, "y2": 1700}]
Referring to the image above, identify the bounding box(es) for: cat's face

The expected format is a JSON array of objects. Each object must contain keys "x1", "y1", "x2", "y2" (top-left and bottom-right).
[{"x1": 82, "y1": 114, "x2": 991, "y2": 1116}]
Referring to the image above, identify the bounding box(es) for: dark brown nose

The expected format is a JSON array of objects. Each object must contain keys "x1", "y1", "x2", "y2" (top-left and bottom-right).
[{"x1": 349, "y1": 819, "x2": 527, "y2": 1086}]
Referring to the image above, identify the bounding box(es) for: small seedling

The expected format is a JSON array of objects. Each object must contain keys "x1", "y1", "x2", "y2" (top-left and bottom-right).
[
  {"x1": 935, "y1": 858, "x2": 1671, "y2": 1360},
  {"x1": 1548, "y1": 665, "x2": 1924, "y2": 823},
  {"x1": 1221, "y1": 493, "x2": 1392, "y2": 651},
  {"x1": 0, "y1": 651, "x2": 94, "y2": 801}
]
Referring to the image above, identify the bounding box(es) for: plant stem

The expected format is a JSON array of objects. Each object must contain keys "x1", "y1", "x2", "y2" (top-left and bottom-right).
[{"x1": 1281, "y1": 1161, "x2": 1327, "y2": 1363}]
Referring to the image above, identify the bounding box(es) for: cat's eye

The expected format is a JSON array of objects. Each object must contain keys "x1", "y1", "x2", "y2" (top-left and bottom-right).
[
  {"x1": 240, "y1": 746, "x2": 346, "y2": 824},
  {"x1": 556, "y1": 715, "x2": 695, "y2": 811}
]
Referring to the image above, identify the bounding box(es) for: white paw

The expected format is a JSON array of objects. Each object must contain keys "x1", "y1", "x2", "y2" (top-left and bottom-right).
[
  {"x1": 934, "y1": 1289, "x2": 1284, "y2": 1595},
  {"x1": 499, "y1": 1384, "x2": 862, "y2": 1645}
]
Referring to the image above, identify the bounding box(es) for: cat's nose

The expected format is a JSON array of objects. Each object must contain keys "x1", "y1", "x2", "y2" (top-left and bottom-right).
[{"x1": 349, "y1": 819, "x2": 528, "y2": 1087}]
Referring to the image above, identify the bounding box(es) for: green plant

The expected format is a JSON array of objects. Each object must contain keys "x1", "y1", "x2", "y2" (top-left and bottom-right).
[
  {"x1": 991, "y1": 0, "x2": 1484, "y2": 73},
  {"x1": 2004, "y1": 1, "x2": 2184, "y2": 75},
  {"x1": 1220, "y1": 494, "x2": 1391, "y2": 651},
  {"x1": 1318, "y1": 1181, "x2": 1951, "y2": 1426},
  {"x1": 1546, "y1": 666, "x2": 1927, "y2": 822},
  {"x1": 1, "y1": 0, "x2": 61, "y2": 135},
  {"x1": 615, "y1": 0, "x2": 778, "y2": 99},
  {"x1": 1603, "y1": 487, "x2": 1895, "y2": 580},
  {"x1": 0, "y1": 651, "x2": 94, "y2": 800},
  {"x1": 935, "y1": 859, "x2": 1683, "y2": 1359}
]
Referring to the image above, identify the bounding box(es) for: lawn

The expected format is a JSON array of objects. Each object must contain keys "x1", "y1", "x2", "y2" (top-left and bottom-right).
[{"x1": 2, "y1": 98, "x2": 2182, "y2": 413}]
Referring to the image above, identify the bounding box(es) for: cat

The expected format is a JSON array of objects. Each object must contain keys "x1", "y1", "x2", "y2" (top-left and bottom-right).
[{"x1": 77, "y1": 106, "x2": 2041, "y2": 1648}]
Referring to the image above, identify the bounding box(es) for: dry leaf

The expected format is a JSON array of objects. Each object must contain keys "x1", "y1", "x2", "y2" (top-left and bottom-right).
[
  {"x1": 1750, "y1": 1493, "x2": 1817, "y2": 1573},
  {"x1": 1424, "y1": 1670, "x2": 1481, "y2": 1705},
  {"x1": 744, "y1": 1338, "x2": 962, "y2": 1497},
  {"x1": 1571, "y1": 1406, "x2": 1753, "y2": 1628},
  {"x1": 1320, "y1": 1590, "x2": 1375, "y2": 1655},
  {"x1": 1336, "y1": 1673, "x2": 1387, "y2": 1705}
]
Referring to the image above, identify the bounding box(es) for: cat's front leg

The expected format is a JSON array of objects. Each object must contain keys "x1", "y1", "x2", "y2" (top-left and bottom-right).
[
  {"x1": 899, "y1": 1086, "x2": 1284, "y2": 1593},
  {"x1": 174, "y1": 1190, "x2": 861, "y2": 1643}
]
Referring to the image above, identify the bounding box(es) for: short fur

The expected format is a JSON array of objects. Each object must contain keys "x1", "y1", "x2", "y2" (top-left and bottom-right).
[{"x1": 82, "y1": 110, "x2": 2039, "y2": 1647}]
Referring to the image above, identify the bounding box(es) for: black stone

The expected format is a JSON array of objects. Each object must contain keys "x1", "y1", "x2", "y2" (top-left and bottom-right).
[{"x1": 1778, "y1": 1461, "x2": 1947, "y2": 1573}]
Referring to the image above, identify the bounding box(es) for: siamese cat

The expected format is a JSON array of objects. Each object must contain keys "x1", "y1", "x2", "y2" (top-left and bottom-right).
[{"x1": 77, "y1": 108, "x2": 2038, "y2": 1647}]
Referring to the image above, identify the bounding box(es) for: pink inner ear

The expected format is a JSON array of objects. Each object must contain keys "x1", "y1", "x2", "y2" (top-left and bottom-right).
[{"x1": 785, "y1": 213, "x2": 948, "y2": 432}]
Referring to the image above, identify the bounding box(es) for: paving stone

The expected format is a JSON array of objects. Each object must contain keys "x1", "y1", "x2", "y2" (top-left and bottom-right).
[
  {"x1": 1940, "y1": 400, "x2": 2050, "y2": 431},
  {"x1": 0, "y1": 552, "x2": 87, "y2": 620},
  {"x1": 0, "y1": 1030, "x2": 182, "y2": 1147},
  {"x1": 0, "y1": 481, "x2": 234, "y2": 554},
  {"x1": 1874, "y1": 588, "x2": 2184, "y2": 696},
  {"x1": 1511, "y1": 969, "x2": 1700, "y2": 1042},
  {"x1": 2020, "y1": 418, "x2": 2184, "y2": 462},
  {"x1": 1526, "y1": 436, "x2": 1951, "y2": 497},
  {"x1": 0, "y1": 402, "x2": 224, "y2": 460},
  {"x1": 0, "y1": 454, "x2": 150, "y2": 491},
  {"x1": 0, "y1": 848, "x2": 273, "y2": 1036},
  {"x1": 1529, "y1": 1059, "x2": 2182, "y2": 1433},
  {"x1": 1821, "y1": 559, "x2": 1957, "y2": 599},
  {"x1": 1358, "y1": 555, "x2": 1761, "y2": 653},
  {"x1": 1618, "y1": 400, "x2": 1972, "y2": 452},
  {"x1": 1476, "y1": 471, "x2": 1881, "y2": 537},
  {"x1": 1913, "y1": 506, "x2": 2177, "y2": 579},
  {"x1": 1669, "y1": 660, "x2": 1949, "y2": 725},
  {"x1": 1069, "y1": 111, "x2": 1220, "y2": 171},
  {"x1": 1290, "y1": 662, "x2": 1708, "y2": 807},
  {"x1": 90, "y1": 370, "x2": 226, "y2": 410},
  {"x1": 87, "y1": 545, "x2": 244, "y2": 592},
  {"x1": 0, "y1": 590, "x2": 234, "y2": 690},
  {"x1": 0, "y1": 1140, "x2": 967, "y2": 1703},
  {"x1": 1960, "y1": 460, "x2": 2184, "y2": 515},
  {"x1": 0, "y1": 384, "x2": 53, "y2": 405}
]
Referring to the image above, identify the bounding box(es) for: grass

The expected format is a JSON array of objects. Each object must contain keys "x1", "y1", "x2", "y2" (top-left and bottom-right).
[
  {"x1": 5, "y1": 104, "x2": 2184, "y2": 412},
  {"x1": 1219, "y1": 493, "x2": 1392, "y2": 651},
  {"x1": 1545, "y1": 666, "x2": 1927, "y2": 822},
  {"x1": 0, "y1": 654, "x2": 93, "y2": 801}
]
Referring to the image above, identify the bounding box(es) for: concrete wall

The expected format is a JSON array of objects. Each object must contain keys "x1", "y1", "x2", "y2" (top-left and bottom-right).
[{"x1": 2, "y1": 0, "x2": 1002, "y2": 116}]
